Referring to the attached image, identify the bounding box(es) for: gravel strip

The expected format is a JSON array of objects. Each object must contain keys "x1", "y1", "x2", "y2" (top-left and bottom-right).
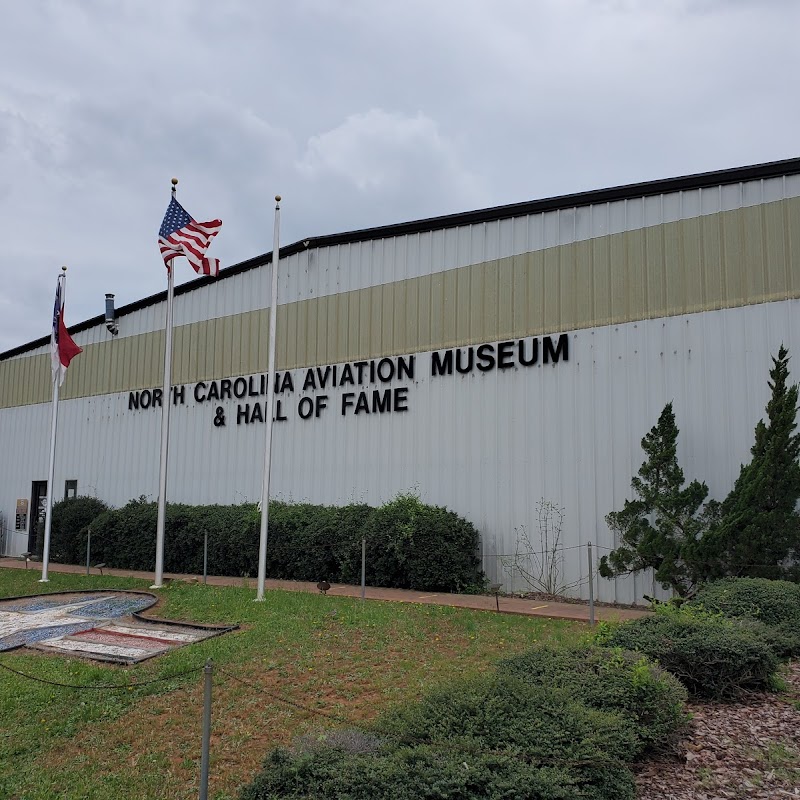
[{"x1": 636, "y1": 661, "x2": 800, "y2": 799}]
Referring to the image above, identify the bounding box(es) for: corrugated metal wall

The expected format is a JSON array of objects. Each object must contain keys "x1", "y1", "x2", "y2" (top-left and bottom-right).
[
  {"x1": 3, "y1": 194, "x2": 800, "y2": 409},
  {"x1": 2, "y1": 171, "x2": 800, "y2": 603},
  {"x1": 1, "y1": 300, "x2": 798, "y2": 603}
]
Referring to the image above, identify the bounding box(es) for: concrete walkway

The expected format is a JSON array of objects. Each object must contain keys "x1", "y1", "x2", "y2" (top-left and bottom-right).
[{"x1": 0, "y1": 557, "x2": 649, "y2": 623}]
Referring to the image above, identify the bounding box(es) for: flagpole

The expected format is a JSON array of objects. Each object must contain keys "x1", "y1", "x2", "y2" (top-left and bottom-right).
[
  {"x1": 256, "y1": 195, "x2": 281, "y2": 602},
  {"x1": 40, "y1": 266, "x2": 68, "y2": 583},
  {"x1": 153, "y1": 178, "x2": 178, "y2": 589}
]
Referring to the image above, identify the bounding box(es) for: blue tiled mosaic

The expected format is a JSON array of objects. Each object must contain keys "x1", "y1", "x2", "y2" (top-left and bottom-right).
[
  {"x1": 0, "y1": 593, "x2": 155, "y2": 652},
  {"x1": 70, "y1": 596, "x2": 152, "y2": 618},
  {"x1": 3, "y1": 596, "x2": 105, "y2": 613}
]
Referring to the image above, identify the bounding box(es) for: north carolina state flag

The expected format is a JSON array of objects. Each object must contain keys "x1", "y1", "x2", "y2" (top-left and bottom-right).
[{"x1": 51, "y1": 275, "x2": 82, "y2": 386}]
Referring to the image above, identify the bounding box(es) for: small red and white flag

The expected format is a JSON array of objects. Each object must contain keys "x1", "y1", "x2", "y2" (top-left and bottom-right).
[
  {"x1": 158, "y1": 197, "x2": 222, "y2": 277},
  {"x1": 51, "y1": 275, "x2": 82, "y2": 386}
]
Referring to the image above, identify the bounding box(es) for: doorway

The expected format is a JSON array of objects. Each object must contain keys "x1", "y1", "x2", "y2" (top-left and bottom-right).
[{"x1": 29, "y1": 481, "x2": 47, "y2": 554}]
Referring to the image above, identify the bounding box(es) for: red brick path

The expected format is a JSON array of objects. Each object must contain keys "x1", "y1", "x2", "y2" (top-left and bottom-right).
[{"x1": 0, "y1": 558, "x2": 649, "y2": 623}]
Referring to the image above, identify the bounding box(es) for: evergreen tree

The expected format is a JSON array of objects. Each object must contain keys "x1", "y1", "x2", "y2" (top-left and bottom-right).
[
  {"x1": 714, "y1": 346, "x2": 800, "y2": 578},
  {"x1": 599, "y1": 403, "x2": 717, "y2": 596}
]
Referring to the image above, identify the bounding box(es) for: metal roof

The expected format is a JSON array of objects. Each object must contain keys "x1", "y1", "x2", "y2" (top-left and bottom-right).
[{"x1": 4, "y1": 155, "x2": 800, "y2": 361}]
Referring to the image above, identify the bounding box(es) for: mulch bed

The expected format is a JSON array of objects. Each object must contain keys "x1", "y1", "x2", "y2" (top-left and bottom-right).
[{"x1": 636, "y1": 661, "x2": 800, "y2": 799}]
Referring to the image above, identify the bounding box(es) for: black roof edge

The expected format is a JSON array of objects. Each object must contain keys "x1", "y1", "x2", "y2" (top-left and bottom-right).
[{"x1": 4, "y1": 155, "x2": 800, "y2": 361}]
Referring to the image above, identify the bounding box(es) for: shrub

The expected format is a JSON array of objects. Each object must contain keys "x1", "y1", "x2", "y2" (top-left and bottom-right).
[
  {"x1": 689, "y1": 577, "x2": 800, "y2": 628},
  {"x1": 265, "y1": 502, "x2": 340, "y2": 581},
  {"x1": 55, "y1": 494, "x2": 485, "y2": 593},
  {"x1": 498, "y1": 644, "x2": 688, "y2": 755},
  {"x1": 688, "y1": 578, "x2": 800, "y2": 658},
  {"x1": 356, "y1": 494, "x2": 484, "y2": 592},
  {"x1": 731, "y1": 617, "x2": 800, "y2": 661},
  {"x1": 49, "y1": 496, "x2": 110, "y2": 564},
  {"x1": 240, "y1": 744, "x2": 626, "y2": 800},
  {"x1": 85, "y1": 499, "x2": 261, "y2": 574},
  {"x1": 600, "y1": 608, "x2": 779, "y2": 699},
  {"x1": 378, "y1": 674, "x2": 636, "y2": 763},
  {"x1": 242, "y1": 676, "x2": 637, "y2": 800}
]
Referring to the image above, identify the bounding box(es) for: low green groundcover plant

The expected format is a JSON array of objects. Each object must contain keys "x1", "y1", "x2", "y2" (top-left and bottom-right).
[
  {"x1": 497, "y1": 644, "x2": 688, "y2": 755},
  {"x1": 688, "y1": 577, "x2": 800, "y2": 659},
  {"x1": 242, "y1": 675, "x2": 638, "y2": 800},
  {"x1": 689, "y1": 577, "x2": 800, "y2": 626},
  {"x1": 598, "y1": 607, "x2": 778, "y2": 700},
  {"x1": 47, "y1": 493, "x2": 484, "y2": 593},
  {"x1": 240, "y1": 744, "x2": 628, "y2": 800}
]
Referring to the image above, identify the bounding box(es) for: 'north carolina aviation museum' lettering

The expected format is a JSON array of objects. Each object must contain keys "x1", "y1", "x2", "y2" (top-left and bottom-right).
[{"x1": 127, "y1": 334, "x2": 569, "y2": 428}]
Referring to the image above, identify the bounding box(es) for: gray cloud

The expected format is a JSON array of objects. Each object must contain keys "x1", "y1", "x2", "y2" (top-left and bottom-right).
[{"x1": 1, "y1": 0, "x2": 798, "y2": 352}]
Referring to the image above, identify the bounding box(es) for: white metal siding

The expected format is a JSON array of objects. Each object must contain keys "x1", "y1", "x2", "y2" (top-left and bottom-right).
[{"x1": 2, "y1": 300, "x2": 796, "y2": 604}]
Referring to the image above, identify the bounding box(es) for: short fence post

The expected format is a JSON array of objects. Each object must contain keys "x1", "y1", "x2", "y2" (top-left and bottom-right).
[
  {"x1": 198, "y1": 658, "x2": 213, "y2": 800},
  {"x1": 489, "y1": 583, "x2": 502, "y2": 612},
  {"x1": 587, "y1": 541, "x2": 595, "y2": 627},
  {"x1": 86, "y1": 528, "x2": 91, "y2": 577},
  {"x1": 360, "y1": 538, "x2": 366, "y2": 601},
  {"x1": 203, "y1": 529, "x2": 208, "y2": 585}
]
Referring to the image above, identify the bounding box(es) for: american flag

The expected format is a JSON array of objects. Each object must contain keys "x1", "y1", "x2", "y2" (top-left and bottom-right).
[{"x1": 158, "y1": 197, "x2": 222, "y2": 277}]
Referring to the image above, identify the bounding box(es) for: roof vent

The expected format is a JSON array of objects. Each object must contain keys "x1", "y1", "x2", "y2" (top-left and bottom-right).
[{"x1": 105, "y1": 294, "x2": 118, "y2": 336}]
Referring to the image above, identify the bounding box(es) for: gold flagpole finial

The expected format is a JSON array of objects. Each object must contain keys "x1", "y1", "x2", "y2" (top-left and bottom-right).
[
  {"x1": 61, "y1": 266, "x2": 67, "y2": 273},
  {"x1": 171, "y1": 178, "x2": 178, "y2": 197}
]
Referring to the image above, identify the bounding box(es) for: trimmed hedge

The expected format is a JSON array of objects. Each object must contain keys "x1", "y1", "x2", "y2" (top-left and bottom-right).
[
  {"x1": 45, "y1": 494, "x2": 484, "y2": 593},
  {"x1": 689, "y1": 577, "x2": 800, "y2": 627},
  {"x1": 242, "y1": 676, "x2": 637, "y2": 800},
  {"x1": 599, "y1": 609, "x2": 778, "y2": 700},
  {"x1": 497, "y1": 644, "x2": 688, "y2": 755},
  {"x1": 688, "y1": 577, "x2": 800, "y2": 659},
  {"x1": 344, "y1": 494, "x2": 485, "y2": 592},
  {"x1": 49, "y1": 497, "x2": 110, "y2": 564},
  {"x1": 241, "y1": 744, "x2": 628, "y2": 800}
]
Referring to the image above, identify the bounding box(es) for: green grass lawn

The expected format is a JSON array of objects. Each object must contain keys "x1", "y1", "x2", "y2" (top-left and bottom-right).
[{"x1": 0, "y1": 568, "x2": 585, "y2": 799}]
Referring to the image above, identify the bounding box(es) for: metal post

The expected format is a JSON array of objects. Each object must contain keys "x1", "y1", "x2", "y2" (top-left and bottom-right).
[
  {"x1": 153, "y1": 198, "x2": 177, "y2": 589},
  {"x1": 40, "y1": 269, "x2": 70, "y2": 583},
  {"x1": 198, "y1": 659, "x2": 213, "y2": 800},
  {"x1": 86, "y1": 528, "x2": 91, "y2": 577},
  {"x1": 256, "y1": 196, "x2": 282, "y2": 602},
  {"x1": 203, "y1": 529, "x2": 208, "y2": 585},
  {"x1": 40, "y1": 379, "x2": 59, "y2": 582},
  {"x1": 360, "y1": 537, "x2": 366, "y2": 601},
  {"x1": 587, "y1": 541, "x2": 595, "y2": 627}
]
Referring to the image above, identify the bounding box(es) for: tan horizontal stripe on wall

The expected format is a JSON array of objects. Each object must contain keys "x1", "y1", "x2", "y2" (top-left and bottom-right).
[{"x1": 2, "y1": 196, "x2": 799, "y2": 409}]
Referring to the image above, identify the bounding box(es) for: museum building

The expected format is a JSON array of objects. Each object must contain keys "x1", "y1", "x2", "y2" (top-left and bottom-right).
[{"x1": 2, "y1": 157, "x2": 800, "y2": 604}]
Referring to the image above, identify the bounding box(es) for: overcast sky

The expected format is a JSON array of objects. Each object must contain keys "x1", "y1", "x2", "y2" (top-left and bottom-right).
[{"x1": 1, "y1": 0, "x2": 798, "y2": 353}]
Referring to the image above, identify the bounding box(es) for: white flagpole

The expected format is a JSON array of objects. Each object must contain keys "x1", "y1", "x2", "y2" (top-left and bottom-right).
[
  {"x1": 152, "y1": 178, "x2": 179, "y2": 588},
  {"x1": 256, "y1": 195, "x2": 281, "y2": 601},
  {"x1": 40, "y1": 266, "x2": 68, "y2": 582}
]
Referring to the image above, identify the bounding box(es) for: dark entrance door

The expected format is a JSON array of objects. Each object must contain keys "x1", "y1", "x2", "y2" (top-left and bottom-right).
[{"x1": 29, "y1": 481, "x2": 48, "y2": 554}]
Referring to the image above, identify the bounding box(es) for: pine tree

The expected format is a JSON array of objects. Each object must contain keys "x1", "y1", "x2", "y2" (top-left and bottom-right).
[
  {"x1": 714, "y1": 346, "x2": 800, "y2": 578},
  {"x1": 599, "y1": 403, "x2": 717, "y2": 596}
]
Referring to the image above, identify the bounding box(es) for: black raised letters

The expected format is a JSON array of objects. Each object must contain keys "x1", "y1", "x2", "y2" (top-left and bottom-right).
[
  {"x1": 497, "y1": 341, "x2": 514, "y2": 369},
  {"x1": 544, "y1": 334, "x2": 569, "y2": 364},
  {"x1": 456, "y1": 348, "x2": 474, "y2": 374},
  {"x1": 298, "y1": 397, "x2": 314, "y2": 419},
  {"x1": 432, "y1": 350, "x2": 453, "y2": 376},
  {"x1": 476, "y1": 344, "x2": 496, "y2": 372}
]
